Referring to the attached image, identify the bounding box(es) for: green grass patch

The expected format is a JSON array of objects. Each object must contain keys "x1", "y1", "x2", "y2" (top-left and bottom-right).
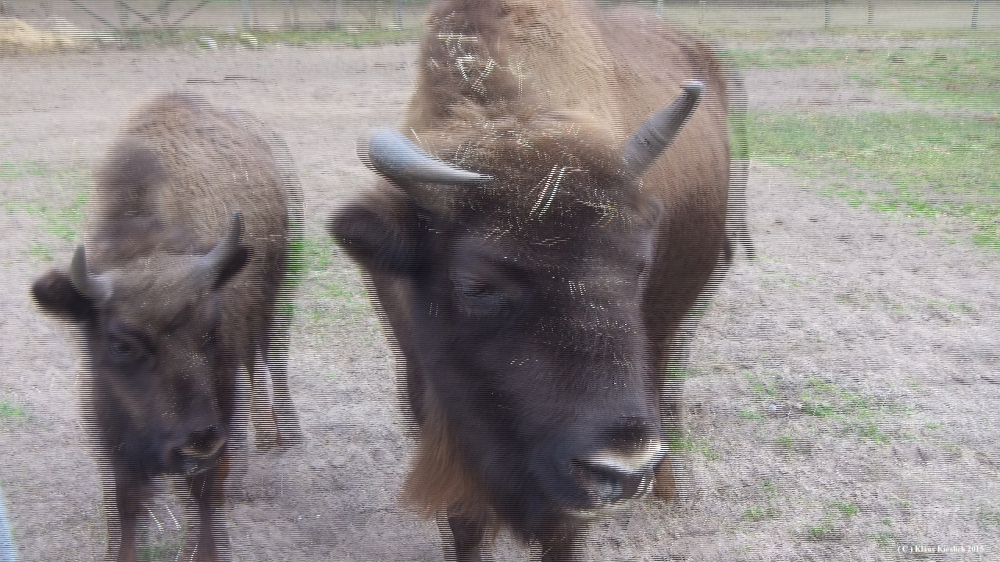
[
  {"x1": 150, "y1": 539, "x2": 185, "y2": 562},
  {"x1": 36, "y1": 195, "x2": 91, "y2": 243},
  {"x1": 802, "y1": 501, "x2": 877, "y2": 542},
  {"x1": 804, "y1": 519, "x2": 848, "y2": 541},
  {"x1": 832, "y1": 500, "x2": 878, "y2": 518},
  {"x1": 739, "y1": 41, "x2": 1000, "y2": 239},
  {"x1": 685, "y1": 423, "x2": 735, "y2": 460},
  {"x1": 744, "y1": 506, "x2": 784, "y2": 522},
  {"x1": 749, "y1": 108, "x2": 1000, "y2": 241},
  {"x1": 753, "y1": 373, "x2": 908, "y2": 417},
  {"x1": 977, "y1": 507, "x2": 1000, "y2": 529},
  {"x1": 116, "y1": 24, "x2": 422, "y2": 49},
  {"x1": 0, "y1": 398, "x2": 47, "y2": 421},
  {"x1": 750, "y1": 373, "x2": 913, "y2": 442},
  {"x1": 1, "y1": 157, "x2": 91, "y2": 254},
  {"x1": 735, "y1": 41, "x2": 1000, "y2": 106},
  {"x1": 733, "y1": 34, "x2": 1000, "y2": 244},
  {"x1": 245, "y1": 25, "x2": 422, "y2": 46},
  {"x1": 0, "y1": 159, "x2": 84, "y2": 180},
  {"x1": 295, "y1": 235, "x2": 371, "y2": 324}
]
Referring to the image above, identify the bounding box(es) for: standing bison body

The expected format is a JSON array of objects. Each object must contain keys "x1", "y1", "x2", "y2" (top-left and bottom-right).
[
  {"x1": 330, "y1": 0, "x2": 747, "y2": 560},
  {"x1": 31, "y1": 92, "x2": 303, "y2": 561}
]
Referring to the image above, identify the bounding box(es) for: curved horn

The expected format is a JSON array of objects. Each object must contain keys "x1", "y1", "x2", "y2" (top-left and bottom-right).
[
  {"x1": 200, "y1": 211, "x2": 244, "y2": 278},
  {"x1": 620, "y1": 79, "x2": 703, "y2": 178},
  {"x1": 358, "y1": 127, "x2": 491, "y2": 184},
  {"x1": 69, "y1": 245, "x2": 111, "y2": 303}
]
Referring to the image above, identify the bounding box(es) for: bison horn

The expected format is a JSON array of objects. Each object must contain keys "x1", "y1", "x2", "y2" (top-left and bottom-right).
[
  {"x1": 358, "y1": 127, "x2": 492, "y2": 184},
  {"x1": 200, "y1": 211, "x2": 245, "y2": 278},
  {"x1": 620, "y1": 79, "x2": 703, "y2": 178},
  {"x1": 69, "y1": 245, "x2": 111, "y2": 303}
]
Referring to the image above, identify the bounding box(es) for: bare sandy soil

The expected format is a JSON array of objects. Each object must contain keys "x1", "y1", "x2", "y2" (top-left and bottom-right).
[{"x1": 1, "y1": 27, "x2": 999, "y2": 562}]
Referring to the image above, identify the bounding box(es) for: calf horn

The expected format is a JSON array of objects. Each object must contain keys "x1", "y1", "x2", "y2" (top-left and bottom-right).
[
  {"x1": 620, "y1": 79, "x2": 703, "y2": 178},
  {"x1": 199, "y1": 211, "x2": 245, "y2": 279},
  {"x1": 69, "y1": 245, "x2": 112, "y2": 303},
  {"x1": 358, "y1": 127, "x2": 492, "y2": 185}
]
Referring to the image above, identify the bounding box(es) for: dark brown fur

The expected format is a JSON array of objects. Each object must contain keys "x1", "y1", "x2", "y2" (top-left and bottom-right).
[
  {"x1": 331, "y1": 1, "x2": 746, "y2": 560},
  {"x1": 31, "y1": 92, "x2": 303, "y2": 562}
]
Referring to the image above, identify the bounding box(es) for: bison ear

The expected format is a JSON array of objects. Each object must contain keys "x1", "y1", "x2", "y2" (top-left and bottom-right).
[
  {"x1": 31, "y1": 269, "x2": 95, "y2": 322},
  {"x1": 328, "y1": 190, "x2": 425, "y2": 277}
]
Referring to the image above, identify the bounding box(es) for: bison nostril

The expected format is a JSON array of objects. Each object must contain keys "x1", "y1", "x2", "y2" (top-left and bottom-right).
[
  {"x1": 572, "y1": 460, "x2": 651, "y2": 506},
  {"x1": 176, "y1": 425, "x2": 226, "y2": 472},
  {"x1": 590, "y1": 416, "x2": 663, "y2": 474}
]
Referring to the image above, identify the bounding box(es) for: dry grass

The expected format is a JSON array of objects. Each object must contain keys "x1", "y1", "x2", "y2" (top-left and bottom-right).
[{"x1": 0, "y1": 15, "x2": 115, "y2": 53}]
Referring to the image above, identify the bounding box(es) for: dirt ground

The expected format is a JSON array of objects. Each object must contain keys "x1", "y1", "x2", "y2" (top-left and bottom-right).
[{"x1": 2, "y1": 13, "x2": 999, "y2": 562}]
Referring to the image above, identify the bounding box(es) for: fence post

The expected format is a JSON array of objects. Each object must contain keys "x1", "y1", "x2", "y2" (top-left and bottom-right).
[
  {"x1": 282, "y1": 0, "x2": 299, "y2": 28},
  {"x1": 971, "y1": 0, "x2": 980, "y2": 29},
  {"x1": 824, "y1": 0, "x2": 831, "y2": 28},
  {"x1": 868, "y1": 0, "x2": 874, "y2": 25}
]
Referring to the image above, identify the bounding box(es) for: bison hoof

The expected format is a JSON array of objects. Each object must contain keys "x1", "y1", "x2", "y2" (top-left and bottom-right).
[
  {"x1": 253, "y1": 426, "x2": 279, "y2": 450},
  {"x1": 277, "y1": 426, "x2": 305, "y2": 448}
]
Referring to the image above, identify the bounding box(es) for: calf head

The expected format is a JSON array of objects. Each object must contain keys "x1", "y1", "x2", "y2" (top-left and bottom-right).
[
  {"x1": 331, "y1": 83, "x2": 701, "y2": 535},
  {"x1": 32, "y1": 213, "x2": 250, "y2": 477}
]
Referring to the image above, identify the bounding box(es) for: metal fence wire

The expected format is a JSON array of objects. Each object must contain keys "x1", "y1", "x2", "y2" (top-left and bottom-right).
[
  {"x1": 31, "y1": 1, "x2": 432, "y2": 30},
  {"x1": 4, "y1": 1, "x2": 997, "y2": 31}
]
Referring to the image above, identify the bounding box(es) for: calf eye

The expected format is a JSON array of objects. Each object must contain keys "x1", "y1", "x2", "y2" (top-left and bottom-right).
[
  {"x1": 107, "y1": 334, "x2": 146, "y2": 364},
  {"x1": 109, "y1": 337, "x2": 134, "y2": 359}
]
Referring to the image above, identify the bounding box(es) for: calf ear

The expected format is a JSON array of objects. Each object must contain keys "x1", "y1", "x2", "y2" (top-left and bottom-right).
[
  {"x1": 31, "y1": 270, "x2": 95, "y2": 322},
  {"x1": 328, "y1": 190, "x2": 424, "y2": 276}
]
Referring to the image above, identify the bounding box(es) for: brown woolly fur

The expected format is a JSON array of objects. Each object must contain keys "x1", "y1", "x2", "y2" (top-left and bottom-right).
[
  {"x1": 406, "y1": 0, "x2": 621, "y2": 133},
  {"x1": 331, "y1": 0, "x2": 746, "y2": 559},
  {"x1": 30, "y1": 91, "x2": 304, "y2": 562},
  {"x1": 404, "y1": 114, "x2": 643, "y2": 221},
  {"x1": 96, "y1": 92, "x2": 302, "y2": 258},
  {"x1": 403, "y1": 395, "x2": 491, "y2": 519},
  {"x1": 87, "y1": 92, "x2": 306, "y2": 452},
  {"x1": 400, "y1": 0, "x2": 746, "y2": 514}
]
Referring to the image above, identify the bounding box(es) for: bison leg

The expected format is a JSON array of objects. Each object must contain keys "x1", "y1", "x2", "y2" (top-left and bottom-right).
[
  {"x1": 262, "y1": 312, "x2": 303, "y2": 447},
  {"x1": 534, "y1": 523, "x2": 583, "y2": 562},
  {"x1": 652, "y1": 328, "x2": 697, "y2": 502},
  {"x1": 251, "y1": 300, "x2": 303, "y2": 449},
  {"x1": 249, "y1": 352, "x2": 279, "y2": 449},
  {"x1": 438, "y1": 512, "x2": 489, "y2": 562},
  {"x1": 645, "y1": 205, "x2": 732, "y2": 502},
  {"x1": 185, "y1": 463, "x2": 231, "y2": 562},
  {"x1": 108, "y1": 474, "x2": 153, "y2": 562}
]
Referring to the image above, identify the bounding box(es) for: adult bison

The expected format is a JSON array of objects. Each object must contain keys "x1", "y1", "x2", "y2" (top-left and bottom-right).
[
  {"x1": 31, "y1": 92, "x2": 303, "y2": 562},
  {"x1": 330, "y1": 0, "x2": 747, "y2": 560}
]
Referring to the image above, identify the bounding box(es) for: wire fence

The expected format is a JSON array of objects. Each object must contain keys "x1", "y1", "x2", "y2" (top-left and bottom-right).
[{"x1": 2, "y1": 0, "x2": 997, "y2": 31}]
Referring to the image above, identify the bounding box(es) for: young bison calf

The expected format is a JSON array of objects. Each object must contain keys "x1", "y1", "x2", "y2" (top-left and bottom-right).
[{"x1": 31, "y1": 92, "x2": 303, "y2": 562}]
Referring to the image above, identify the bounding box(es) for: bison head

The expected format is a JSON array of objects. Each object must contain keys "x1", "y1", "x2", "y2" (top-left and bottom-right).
[
  {"x1": 331, "y1": 83, "x2": 700, "y2": 535},
  {"x1": 31, "y1": 213, "x2": 250, "y2": 477}
]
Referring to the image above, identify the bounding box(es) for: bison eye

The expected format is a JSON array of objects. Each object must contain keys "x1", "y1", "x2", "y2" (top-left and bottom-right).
[
  {"x1": 456, "y1": 278, "x2": 503, "y2": 309},
  {"x1": 460, "y1": 280, "x2": 498, "y2": 300},
  {"x1": 107, "y1": 334, "x2": 145, "y2": 363},
  {"x1": 452, "y1": 270, "x2": 522, "y2": 319}
]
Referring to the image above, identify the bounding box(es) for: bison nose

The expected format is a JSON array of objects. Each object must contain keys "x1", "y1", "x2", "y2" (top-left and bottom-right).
[
  {"x1": 575, "y1": 416, "x2": 662, "y2": 506},
  {"x1": 174, "y1": 425, "x2": 227, "y2": 475},
  {"x1": 572, "y1": 459, "x2": 652, "y2": 507}
]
